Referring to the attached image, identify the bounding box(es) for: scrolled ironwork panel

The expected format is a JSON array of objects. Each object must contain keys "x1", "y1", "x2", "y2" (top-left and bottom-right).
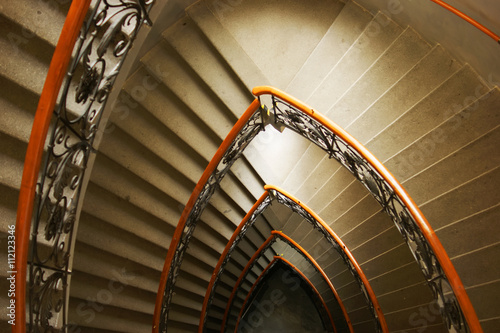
[
  {"x1": 273, "y1": 191, "x2": 382, "y2": 332},
  {"x1": 159, "y1": 109, "x2": 265, "y2": 332},
  {"x1": 269, "y1": 95, "x2": 469, "y2": 332},
  {"x1": 28, "y1": 1, "x2": 154, "y2": 331},
  {"x1": 202, "y1": 195, "x2": 273, "y2": 329},
  {"x1": 222, "y1": 238, "x2": 277, "y2": 332}
]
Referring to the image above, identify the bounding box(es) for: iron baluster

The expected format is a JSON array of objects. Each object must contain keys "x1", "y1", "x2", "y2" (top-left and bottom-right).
[{"x1": 28, "y1": 1, "x2": 154, "y2": 331}]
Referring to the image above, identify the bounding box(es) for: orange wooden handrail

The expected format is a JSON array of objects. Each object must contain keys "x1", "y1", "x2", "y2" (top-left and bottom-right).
[
  {"x1": 265, "y1": 184, "x2": 388, "y2": 332},
  {"x1": 430, "y1": 0, "x2": 500, "y2": 43},
  {"x1": 221, "y1": 234, "x2": 276, "y2": 333},
  {"x1": 233, "y1": 258, "x2": 278, "y2": 332},
  {"x1": 14, "y1": 1, "x2": 92, "y2": 332},
  {"x1": 234, "y1": 256, "x2": 337, "y2": 333},
  {"x1": 271, "y1": 231, "x2": 354, "y2": 333},
  {"x1": 152, "y1": 99, "x2": 261, "y2": 332},
  {"x1": 252, "y1": 86, "x2": 482, "y2": 332},
  {"x1": 198, "y1": 190, "x2": 270, "y2": 332}
]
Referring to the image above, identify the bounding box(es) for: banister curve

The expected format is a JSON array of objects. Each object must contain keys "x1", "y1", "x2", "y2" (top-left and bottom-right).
[
  {"x1": 264, "y1": 184, "x2": 388, "y2": 333},
  {"x1": 198, "y1": 190, "x2": 271, "y2": 332},
  {"x1": 157, "y1": 85, "x2": 480, "y2": 333},
  {"x1": 252, "y1": 85, "x2": 482, "y2": 333},
  {"x1": 234, "y1": 256, "x2": 336, "y2": 333},
  {"x1": 153, "y1": 99, "x2": 262, "y2": 332},
  {"x1": 221, "y1": 231, "x2": 353, "y2": 333},
  {"x1": 202, "y1": 185, "x2": 383, "y2": 332},
  {"x1": 221, "y1": 234, "x2": 278, "y2": 333},
  {"x1": 430, "y1": 0, "x2": 500, "y2": 43},
  {"x1": 270, "y1": 231, "x2": 354, "y2": 333},
  {"x1": 14, "y1": 2, "x2": 92, "y2": 332}
]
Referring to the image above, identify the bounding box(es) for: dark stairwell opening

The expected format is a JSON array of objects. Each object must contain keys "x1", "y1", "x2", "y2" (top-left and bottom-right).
[{"x1": 237, "y1": 262, "x2": 332, "y2": 333}]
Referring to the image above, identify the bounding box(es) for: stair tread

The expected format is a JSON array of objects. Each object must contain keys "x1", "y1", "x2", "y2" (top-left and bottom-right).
[
  {"x1": 284, "y1": 44, "x2": 462, "y2": 195},
  {"x1": 162, "y1": 16, "x2": 253, "y2": 118},
  {"x1": 0, "y1": 30, "x2": 50, "y2": 95},
  {"x1": 307, "y1": 12, "x2": 404, "y2": 110},
  {"x1": 0, "y1": 0, "x2": 68, "y2": 47},
  {"x1": 286, "y1": 0, "x2": 374, "y2": 100},
  {"x1": 187, "y1": 0, "x2": 271, "y2": 89},
  {"x1": 142, "y1": 42, "x2": 236, "y2": 141},
  {"x1": 327, "y1": 26, "x2": 432, "y2": 128},
  {"x1": 200, "y1": 0, "x2": 345, "y2": 89}
]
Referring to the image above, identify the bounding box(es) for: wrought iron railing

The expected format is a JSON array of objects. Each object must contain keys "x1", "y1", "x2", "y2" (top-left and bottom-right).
[
  {"x1": 153, "y1": 99, "x2": 263, "y2": 332},
  {"x1": 220, "y1": 233, "x2": 279, "y2": 333},
  {"x1": 267, "y1": 231, "x2": 353, "y2": 333},
  {"x1": 154, "y1": 85, "x2": 481, "y2": 333},
  {"x1": 15, "y1": 1, "x2": 154, "y2": 331},
  {"x1": 219, "y1": 231, "x2": 351, "y2": 333},
  {"x1": 199, "y1": 185, "x2": 387, "y2": 332},
  {"x1": 198, "y1": 191, "x2": 273, "y2": 332},
  {"x1": 254, "y1": 86, "x2": 480, "y2": 332},
  {"x1": 15, "y1": 1, "x2": 489, "y2": 331},
  {"x1": 265, "y1": 184, "x2": 388, "y2": 332}
]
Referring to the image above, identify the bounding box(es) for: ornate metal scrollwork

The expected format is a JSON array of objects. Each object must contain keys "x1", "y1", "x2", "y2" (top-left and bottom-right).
[
  {"x1": 202, "y1": 195, "x2": 273, "y2": 329},
  {"x1": 269, "y1": 95, "x2": 469, "y2": 332},
  {"x1": 159, "y1": 109, "x2": 265, "y2": 332},
  {"x1": 29, "y1": 1, "x2": 154, "y2": 331},
  {"x1": 272, "y1": 191, "x2": 382, "y2": 333},
  {"x1": 160, "y1": 90, "x2": 469, "y2": 332},
  {"x1": 222, "y1": 237, "x2": 277, "y2": 331}
]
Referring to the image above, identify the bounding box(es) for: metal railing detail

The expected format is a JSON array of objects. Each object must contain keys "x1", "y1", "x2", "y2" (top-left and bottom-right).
[
  {"x1": 221, "y1": 230, "x2": 352, "y2": 333},
  {"x1": 269, "y1": 231, "x2": 353, "y2": 333},
  {"x1": 265, "y1": 185, "x2": 388, "y2": 332},
  {"x1": 254, "y1": 86, "x2": 479, "y2": 332},
  {"x1": 156, "y1": 86, "x2": 480, "y2": 333},
  {"x1": 199, "y1": 192, "x2": 273, "y2": 331},
  {"x1": 200, "y1": 185, "x2": 387, "y2": 332},
  {"x1": 221, "y1": 234, "x2": 278, "y2": 332},
  {"x1": 153, "y1": 100, "x2": 264, "y2": 332},
  {"x1": 16, "y1": 1, "x2": 154, "y2": 331}
]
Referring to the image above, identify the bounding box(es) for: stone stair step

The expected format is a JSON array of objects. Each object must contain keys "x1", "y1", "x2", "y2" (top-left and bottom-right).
[
  {"x1": 404, "y1": 125, "x2": 500, "y2": 204},
  {"x1": 326, "y1": 26, "x2": 431, "y2": 128},
  {"x1": 286, "y1": 0, "x2": 373, "y2": 100},
  {"x1": 350, "y1": 65, "x2": 486, "y2": 145},
  {"x1": 186, "y1": 0, "x2": 271, "y2": 90},
  {"x1": 307, "y1": 12, "x2": 404, "y2": 110},
  {"x1": 162, "y1": 15, "x2": 253, "y2": 117},
  {"x1": 377, "y1": 87, "x2": 500, "y2": 180},
  {"x1": 0, "y1": 0, "x2": 69, "y2": 47},
  {"x1": 285, "y1": 44, "x2": 461, "y2": 193},
  {"x1": 70, "y1": 270, "x2": 156, "y2": 316},
  {"x1": 0, "y1": 15, "x2": 53, "y2": 95},
  {"x1": 68, "y1": 297, "x2": 152, "y2": 333},
  {"x1": 0, "y1": 75, "x2": 38, "y2": 142},
  {"x1": 202, "y1": 0, "x2": 345, "y2": 90},
  {"x1": 141, "y1": 41, "x2": 236, "y2": 141}
]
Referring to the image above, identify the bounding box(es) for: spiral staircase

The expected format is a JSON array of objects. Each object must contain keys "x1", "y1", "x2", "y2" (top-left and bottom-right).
[{"x1": 1, "y1": 0, "x2": 500, "y2": 332}]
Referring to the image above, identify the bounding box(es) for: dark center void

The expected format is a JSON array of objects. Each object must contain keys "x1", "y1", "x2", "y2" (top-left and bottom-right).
[{"x1": 238, "y1": 261, "x2": 330, "y2": 333}]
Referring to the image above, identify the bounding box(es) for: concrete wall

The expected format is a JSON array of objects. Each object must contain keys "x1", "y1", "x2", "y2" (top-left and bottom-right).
[{"x1": 354, "y1": 0, "x2": 500, "y2": 87}]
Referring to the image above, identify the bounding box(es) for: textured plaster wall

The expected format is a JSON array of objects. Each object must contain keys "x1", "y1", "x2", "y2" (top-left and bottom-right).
[{"x1": 354, "y1": 0, "x2": 500, "y2": 87}]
